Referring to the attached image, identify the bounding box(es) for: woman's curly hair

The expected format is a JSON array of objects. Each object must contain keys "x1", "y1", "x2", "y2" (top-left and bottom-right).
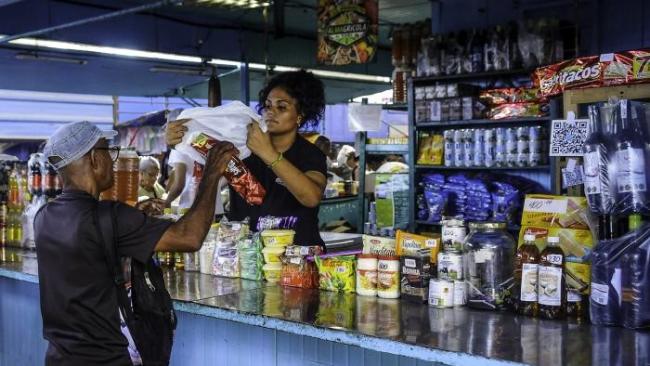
[{"x1": 257, "y1": 70, "x2": 326, "y2": 128}]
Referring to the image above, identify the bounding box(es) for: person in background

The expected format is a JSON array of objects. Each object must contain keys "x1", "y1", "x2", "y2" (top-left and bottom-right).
[
  {"x1": 166, "y1": 70, "x2": 327, "y2": 248},
  {"x1": 35, "y1": 121, "x2": 236, "y2": 365},
  {"x1": 335, "y1": 145, "x2": 356, "y2": 180},
  {"x1": 314, "y1": 135, "x2": 333, "y2": 169},
  {"x1": 346, "y1": 151, "x2": 360, "y2": 181},
  {"x1": 138, "y1": 156, "x2": 166, "y2": 200}
]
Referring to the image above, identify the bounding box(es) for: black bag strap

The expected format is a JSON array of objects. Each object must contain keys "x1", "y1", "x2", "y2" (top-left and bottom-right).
[{"x1": 95, "y1": 200, "x2": 134, "y2": 322}]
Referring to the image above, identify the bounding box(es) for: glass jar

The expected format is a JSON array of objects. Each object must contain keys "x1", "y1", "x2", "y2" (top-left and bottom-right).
[{"x1": 464, "y1": 222, "x2": 516, "y2": 311}]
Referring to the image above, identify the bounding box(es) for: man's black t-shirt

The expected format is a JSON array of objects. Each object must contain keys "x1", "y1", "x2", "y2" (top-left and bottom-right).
[
  {"x1": 228, "y1": 135, "x2": 327, "y2": 246},
  {"x1": 35, "y1": 190, "x2": 172, "y2": 366}
]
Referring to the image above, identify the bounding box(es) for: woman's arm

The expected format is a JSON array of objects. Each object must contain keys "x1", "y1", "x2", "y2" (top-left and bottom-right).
[
  {"x1": 270, "y1": 159, "x2": 326, "y2": 208},
  {"x1": 246, "y1": 123, "x2": 326, "y2": 208}
]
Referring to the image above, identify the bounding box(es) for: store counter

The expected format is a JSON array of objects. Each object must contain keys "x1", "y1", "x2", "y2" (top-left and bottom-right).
[{"x1": 1, "y1": 248, "x2": 649, "y2": 366}]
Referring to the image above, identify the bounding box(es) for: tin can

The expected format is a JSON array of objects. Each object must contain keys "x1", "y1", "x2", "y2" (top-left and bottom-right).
[
  {"x1": 428, "y1": 279, "x2": 454, "y2": 308},
  {"x1": 473, "y1": 129, "x2": 485, "y2": 167},
  {"x1": 463, "y1": 129, "x2": 474, "y2": 167},
  {"x1": 529, "y1": 126, "x2": 542, "y2": 167},
  {"x1": 441, "y1": 219, "x2": 466, "y2": 252},
  {"x1": 437, "y1": 251, "x2": 464, "y2": 281},
  {"x1": 453, "y1": 130, "x2": 464, "y2": 167},
  {"x1": 516, "y1": 126, "x2": 530, "y2": 167},
  {"x1": 443, "y1": 130, "x2": 455, "y2": 167},
  {"x1": 495, "y1": 128, "x2": 507, "y2": 167},
  {"x1": 505, "y1": 128, "x2": 518, "y2": 167},
  {"x1": 483, "y1": 128, "x2": 495, "y2": 168},
  {"x1": 453, "y1": 280, "x2": 467, "y2": 306}
]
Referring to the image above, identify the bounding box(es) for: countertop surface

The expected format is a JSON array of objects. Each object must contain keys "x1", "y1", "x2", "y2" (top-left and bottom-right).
[{"x1": 1, "y1": 248, "x2": 649, "y2": 366}]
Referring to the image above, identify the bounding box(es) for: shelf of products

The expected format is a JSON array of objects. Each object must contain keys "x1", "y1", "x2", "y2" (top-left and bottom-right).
[
  {"x1": 415, "y1": 164, "x2": 551, "y2": 171},
  {"x1": 412, "y1": 68, "x2": 534, "y2": 84},
  {"x1": 416, "y1": 117, "x2": 551, "y2": 128},
  {"x1": 415, "y1": 220, "x2": 521, "y2": 231}
]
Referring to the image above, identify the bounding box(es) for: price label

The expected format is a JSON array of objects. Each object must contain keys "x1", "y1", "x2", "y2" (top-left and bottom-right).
[{"x1": 523, "y1": 197, "x2": 568, "y2": 214}]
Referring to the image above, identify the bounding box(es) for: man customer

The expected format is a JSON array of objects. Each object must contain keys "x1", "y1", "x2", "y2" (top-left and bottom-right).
[{"x1": 35, "y1": 121, "x2": 236, "y2": 365}]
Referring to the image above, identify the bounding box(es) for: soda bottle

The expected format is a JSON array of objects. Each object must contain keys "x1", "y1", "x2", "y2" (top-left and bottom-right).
[
  {"x1": 43, "y1": 160, "x2": 58, "y2": 198},
  {"x1": 538, "y1": 236, "x2": 566, "y2": 320},
  {"x1": 514, "y1": 234, "x2": 540, "y2": 316},
  {"x1": 27, "y1": 154, "x2": 43, "y2": 197}
]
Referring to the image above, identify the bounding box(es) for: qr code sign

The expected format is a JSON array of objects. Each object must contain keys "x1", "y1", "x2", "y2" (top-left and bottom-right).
[
  {"x1": 562, "y1": 165, "x2": 584, "y2": 188},
  {"x1": 549, "y1": 119, "x2": 589, "y2": 156}
]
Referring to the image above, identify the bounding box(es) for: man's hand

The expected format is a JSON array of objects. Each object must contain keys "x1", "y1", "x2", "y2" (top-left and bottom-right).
[
  {"x1": 136, "y1": 198, "x2": 166, "y2": 216},
  {"x1": 165, "y1": 119, "x2": 190, "y2": 147},
  {"x1": 246, "y1": 122, "x2": 277, "y2": 164},
  {"x1": 205, "y1": 141, "x2": 238, "y2": 176}
]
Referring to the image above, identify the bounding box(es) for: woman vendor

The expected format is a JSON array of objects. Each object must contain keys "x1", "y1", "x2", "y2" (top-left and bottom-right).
[{"x1": 166, "y1": 70, "x2": 327, "y2": 248}]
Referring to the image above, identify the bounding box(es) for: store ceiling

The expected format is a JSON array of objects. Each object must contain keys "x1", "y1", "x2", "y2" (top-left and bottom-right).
[{"x1": 0, "y1": 0, "x2": 432, "y2": 104}]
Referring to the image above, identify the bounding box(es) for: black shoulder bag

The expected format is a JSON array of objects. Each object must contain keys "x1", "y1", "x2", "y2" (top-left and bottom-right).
[{"x1": 96, "y1": 200, "x2": 177, "y2": 366}]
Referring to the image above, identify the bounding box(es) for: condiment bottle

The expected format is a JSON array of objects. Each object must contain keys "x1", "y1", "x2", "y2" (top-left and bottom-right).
[
  {"x1": 377, "y1": 256, "x2": 400, "y2": 299},
  {"x1": 514, "y1": 234, "x2": 540, "y2": 316},
  {"x1": 356, "y1": 254, "x2": 378, "y2": 297},
  {"x1": 538, "y1": 236, "x2": 566, "y2": 320}
]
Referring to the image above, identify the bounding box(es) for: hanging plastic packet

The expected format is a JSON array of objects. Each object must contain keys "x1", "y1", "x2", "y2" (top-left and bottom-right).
[
  {"x1": 256, "y1": 215, "x2": 298, "y2": 231},
  {"x1": 174, "y1": 101, "x2": 267, "y2": 206}
]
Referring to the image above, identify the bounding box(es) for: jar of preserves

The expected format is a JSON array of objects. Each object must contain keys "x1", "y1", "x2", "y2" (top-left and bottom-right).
[
  {"x1": 464, "y1": 222, "x2": 516, "y2": 311},
  {"x1": 377, "y1": 256, "x2": 400, "y2": 299}
]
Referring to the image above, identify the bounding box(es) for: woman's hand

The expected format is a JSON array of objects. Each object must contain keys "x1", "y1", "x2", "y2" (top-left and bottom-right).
[
  {"x1": 246, "y1": 122, "x2": 278, "y2": 164},
  {"x1": 165, "y1": 119, "x2": 190, "y2": 147}
]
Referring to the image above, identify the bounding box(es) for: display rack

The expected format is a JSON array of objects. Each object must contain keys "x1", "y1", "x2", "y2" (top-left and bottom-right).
[
  {"x1": 407, "y1": 76, "x2": 561, "y2": 232},
  {"x1": 357, "y1": 131, "x2": 409, "y2": 234}
]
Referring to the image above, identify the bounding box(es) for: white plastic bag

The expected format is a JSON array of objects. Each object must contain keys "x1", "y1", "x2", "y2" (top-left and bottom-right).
[{"x1": 174, "y1": 101, "x2": 265, "y2": 164}]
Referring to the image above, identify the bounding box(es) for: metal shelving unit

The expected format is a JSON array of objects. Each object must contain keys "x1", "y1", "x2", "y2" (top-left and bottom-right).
[
  {"x1": 365, "y1": 144, "x2": 409, "y2": 155},
  {"x1": 407, "y1": 73, "x2": 561, "y2": 232}
]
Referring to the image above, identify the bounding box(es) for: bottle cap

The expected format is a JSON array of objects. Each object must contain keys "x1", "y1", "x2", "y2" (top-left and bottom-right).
[
  {"x1": 523, "y1": 234, "x2": 536, "y2": 242},
  {"x1": 547, "y1": 236, "x2": 560, "y2": 244}
]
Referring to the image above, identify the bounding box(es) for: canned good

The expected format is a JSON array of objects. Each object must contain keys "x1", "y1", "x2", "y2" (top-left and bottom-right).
[
  {"x1": 441, "y1": 219, "x2": 466, "y2": 252},
  {"x1": 437, "y1": 251, "x2": 464, "y2": 281},
  {"x1": 529, "y1": 126, "x2": 542, "y2": 167},
  {"x1": 429, "y1": 279, "x2": 454, "y2": 308},
  {"x1": 495, "y1": 128, "x2": 507, "y2": 167},
  {"x1": 453, "y1": 130, "x2": 465, "y2": 167},
  {"x1": 505, "y1": 128, "x2": 518, "y2": 167},
  {"x1": 473, "y1": 129, "x2": 485, "y2": 167},
  {"x1": 463, "y1": 129, "x2": 474, "y2": 167},
  {"x1": 453, "y1": 280, "x2": 467, "y2": 306},
  {"x1": 483, "y1": 129, "x2": 495, "y2": 168},
  {"x1": 443, "y1": 130, "x2": 455, "y2": 167},
  {"x1": 516, "y1": 126, "x2": 530, "y2": 167}
]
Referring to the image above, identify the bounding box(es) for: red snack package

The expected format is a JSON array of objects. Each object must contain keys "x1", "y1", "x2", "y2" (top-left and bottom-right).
[
  {"x1": 479, "y1": 87, "x2": 544, "y2": 105},
  {"x1": 534, "y1": 56, "x2": 603, "y2": 97},
  {"x1": 190, "y1": 132, "x2": 266, "y2": 206}
]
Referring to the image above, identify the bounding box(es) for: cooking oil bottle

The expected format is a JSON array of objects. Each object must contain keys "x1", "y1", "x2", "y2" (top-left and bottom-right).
[
  {"x1": 515, "y1": 234, "x2": 540, "y2": 316},
  {"x1": 538, "y1": 236, "x2": 566, "y2": 319}
]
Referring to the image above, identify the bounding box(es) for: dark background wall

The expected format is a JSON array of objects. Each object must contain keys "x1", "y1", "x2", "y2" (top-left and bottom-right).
[{"x1": 429, "y1": 0, "x2": 649, "y2": 56}]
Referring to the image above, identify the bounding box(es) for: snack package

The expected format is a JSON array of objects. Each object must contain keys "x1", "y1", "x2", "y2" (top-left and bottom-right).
[
  {"x1": 238, "y1": 233, "x2": 264, "y2": 281},
  {"x1": 256, "y1": 215, "x2": 298, "y2": 231},
  {"x1": 486, "y1": 102, "x2": 549, "y2": 120},
  {"x1": 174, "y1": 102, "x2": 267, "y2": 205},
  {"x1": 534, "y1": 56, "x2": 603, "y2": 97},
  {"x1": 314, "y1": 255, "x2": 356, "y2": 293},
  {"x1": 479, "y1": 87, "x2": 544, "y2": 106},
  {"x1": 280, "y1": 256, "x2": 319, "y2": 289},
  {"x1": 362, "y1": 235, "x2": 397, "y2": 256},
  {"x1": 213, "y1": 245, "x2": 240, "y2": 278},
  {"x1": 520, "y1": 195, "x2": 594, "y2": 231},
  {"x1": 395, "y1": 230, "x2": 440, "y2": 264}
]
